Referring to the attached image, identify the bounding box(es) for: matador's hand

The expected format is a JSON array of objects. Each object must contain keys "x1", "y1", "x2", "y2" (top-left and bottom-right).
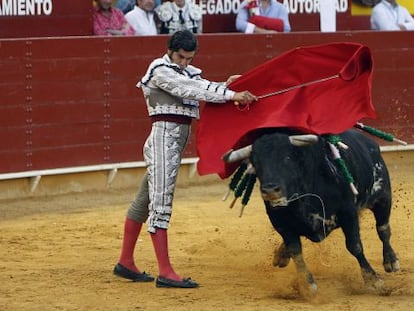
[{"x1": 232, "y1": 91, "x2": 257, "y2": 105}]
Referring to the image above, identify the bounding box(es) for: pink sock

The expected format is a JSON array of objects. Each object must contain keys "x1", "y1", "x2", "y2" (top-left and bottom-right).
[{"x1": 118, "y1": 218, "x2": 143, "y2": 273}]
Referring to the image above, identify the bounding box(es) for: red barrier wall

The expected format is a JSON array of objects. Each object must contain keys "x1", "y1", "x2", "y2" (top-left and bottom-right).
[
  {"x1": 0, "y1": 2, "x2": 92, "y2": 38},
  {"x1": 0, "y1": 32, "x2": 413, "y2": 175}
]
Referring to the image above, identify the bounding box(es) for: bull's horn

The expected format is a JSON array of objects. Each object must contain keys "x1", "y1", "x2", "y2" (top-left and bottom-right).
[
  {"x1": 289, "y1": 134, "x2": 319, "y2": 146},
  {"x1": 222, "y1": 145, "x2": 252, "y2": 163}
]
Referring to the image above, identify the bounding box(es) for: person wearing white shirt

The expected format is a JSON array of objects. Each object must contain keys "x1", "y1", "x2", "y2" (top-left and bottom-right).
[
  {"x1": 371, "y1": 0, "x2": 414, "y2": 30},
  {"x1": 156, "y1": 0, "x2": 203, "y2": 34},
  {"x1": 125, "y1": 0, "x2": 158, "y2": 35}
]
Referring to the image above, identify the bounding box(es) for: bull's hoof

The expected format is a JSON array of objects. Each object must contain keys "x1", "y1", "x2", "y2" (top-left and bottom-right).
[
  {"x1": 365, "y1": 278, "x2": 392, "y2": 296},
  {"x1": 309, "y1": 282, "x2": 318, "y2": 296},
  {"x1": 384, "y1": 259, "x2": 400, "y2": 272},
  {"x1": 295, "y1": 278, "x2": 318, "y2": 300},
  {"x1": 273, "y1": 245, "x2": 290, "y2": 267},
  {"x1": 273, "y1": 255, "x2": 290, "y2": 268},
  {"x1": 362, "y1": 271, "x2": 392, "y2": 296},
  {"x1": 273, "y1": 257, "x2": 290, "y2": 268}
]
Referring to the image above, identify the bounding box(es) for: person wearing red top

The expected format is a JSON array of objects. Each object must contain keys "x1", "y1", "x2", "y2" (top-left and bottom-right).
[{"x1": 93, "y1": 0, "x2": 135, "y2": 36}]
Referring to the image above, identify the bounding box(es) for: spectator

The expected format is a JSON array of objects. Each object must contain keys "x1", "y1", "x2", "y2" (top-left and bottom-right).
[
  {"x1": 371, "y1": 0, "x2": 414, "y2": 30},
  {"x1": 93, "y1": 0, "x2": 135, "y2": 36},
  {"x1": 236, "y1": 0, "x2": 291, "y2": 33},
  {"x1": 125, "y1": 0, "x2": 158, "y2": 35},
  {"x1": 156, "y1": 0, "x2": 203, "y2": 34},
  {"x1": 113, "y1": 30, "x2": 256, "y2": 288},
  {"x1": 116, "y1": 0, "x2": 161, "y2": 14}
]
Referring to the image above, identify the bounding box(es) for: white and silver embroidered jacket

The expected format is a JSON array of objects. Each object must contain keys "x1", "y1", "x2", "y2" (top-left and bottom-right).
[
  {"x1": 156, "y1": 1, "x2": 203, "y2": 34},
  {"x1": 137, "y1": 54, "x2": 235, "y2": 119}
]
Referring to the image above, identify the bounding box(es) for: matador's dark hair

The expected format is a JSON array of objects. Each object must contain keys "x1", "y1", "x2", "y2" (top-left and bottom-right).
[{"x1": 167, "y1": 30, "x2": 198, "y2": 52}]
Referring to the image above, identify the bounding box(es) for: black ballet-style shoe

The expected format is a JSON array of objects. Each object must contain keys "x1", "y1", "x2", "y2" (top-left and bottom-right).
[
  {"x1": 113, "y1": 263, "x2": 155, "y2": 282},
  {"x1": 155, "y1": 276, "x2": 199, "y2": 288}
]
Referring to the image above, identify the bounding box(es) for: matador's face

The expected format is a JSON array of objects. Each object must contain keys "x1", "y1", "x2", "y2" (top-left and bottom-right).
[{"x1": 168, "y1": 49, "x2": 196, "y2": 70}]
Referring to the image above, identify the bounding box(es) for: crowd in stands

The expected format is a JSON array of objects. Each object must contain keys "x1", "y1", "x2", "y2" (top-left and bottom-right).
[
  {"x1": 92, "y1": 0, "x2": 414, "y2": 36},
  {"x1": 93, "y1": 0, "x2": 203, "y2": 36},
  {"x1": 92, "y1": 0, "x2": 292, "y2": 36}
]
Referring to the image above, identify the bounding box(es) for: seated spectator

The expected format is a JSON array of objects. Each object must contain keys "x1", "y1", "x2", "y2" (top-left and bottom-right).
[
  {"x1": 236, "y1": 0, "x2": 291, "y2": 33},
  {"x1": 371, "y1": 0, "x2": 414, "y2": 30},
  {"x1": 155, "y1": 0, "x2": 203, "y2": 34},
  {"x1": 125, "y1": 0, "x2": 158, "y2": 35},
  {"x1": 93, "y1": 0, "x2": 135, "y2": 36},
  {"x1": 116, "y1": 0, "x2": 161, "y2": 14}
]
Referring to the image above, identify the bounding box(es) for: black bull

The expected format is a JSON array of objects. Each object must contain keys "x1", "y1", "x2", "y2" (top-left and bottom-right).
[{"x1": 225, "y1": 129, "x2": 400, "y2": 294}]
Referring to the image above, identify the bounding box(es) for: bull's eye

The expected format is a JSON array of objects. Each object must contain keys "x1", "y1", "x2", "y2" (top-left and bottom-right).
[{"x1": 283, "y1": 156, "x2": 291, "y2": 163}]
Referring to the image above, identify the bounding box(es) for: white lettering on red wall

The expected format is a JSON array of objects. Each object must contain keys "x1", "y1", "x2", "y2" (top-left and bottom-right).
[
  {"x1": 282, "y1": 0, "x2": 348, "y2": 14},
  {"x1": 196, "y1": 0, "x2": 348, "y2": 16},
  {"x1": 0, "y1": 0, "x2": 53, "y2": 16},
  {"x1": 198, "y1": 0, "x2": 242, "y2": 15}
]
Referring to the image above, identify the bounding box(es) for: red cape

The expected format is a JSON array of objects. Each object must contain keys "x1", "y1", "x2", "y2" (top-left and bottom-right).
[{"x1": 196, "y1": 42, "x2": 376, "y2": 178}]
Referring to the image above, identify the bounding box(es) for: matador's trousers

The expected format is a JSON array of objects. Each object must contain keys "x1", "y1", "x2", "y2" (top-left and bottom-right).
[{"x1": 127, "y1": 121, "x2": 190, "y2": 233}]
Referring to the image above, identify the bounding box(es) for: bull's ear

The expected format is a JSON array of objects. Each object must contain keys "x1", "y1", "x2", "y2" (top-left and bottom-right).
[{"x1": 289, "y1": 134, "x2": 319, "y2": 146}]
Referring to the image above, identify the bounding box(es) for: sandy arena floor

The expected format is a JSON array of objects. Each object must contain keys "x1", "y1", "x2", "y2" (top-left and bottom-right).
[{"x1": 0, "y1": 153, "x2": 413, "y2": 311}]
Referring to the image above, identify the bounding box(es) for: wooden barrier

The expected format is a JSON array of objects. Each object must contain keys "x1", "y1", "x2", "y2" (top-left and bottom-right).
[{"x1": 0, "y1": 31, "x2": 413, "y2": 178}]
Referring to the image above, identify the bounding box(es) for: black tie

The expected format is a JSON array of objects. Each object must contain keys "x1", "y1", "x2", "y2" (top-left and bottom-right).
[{"x1": 178, "y1": 9, "x2": 185, "y2": 24}]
